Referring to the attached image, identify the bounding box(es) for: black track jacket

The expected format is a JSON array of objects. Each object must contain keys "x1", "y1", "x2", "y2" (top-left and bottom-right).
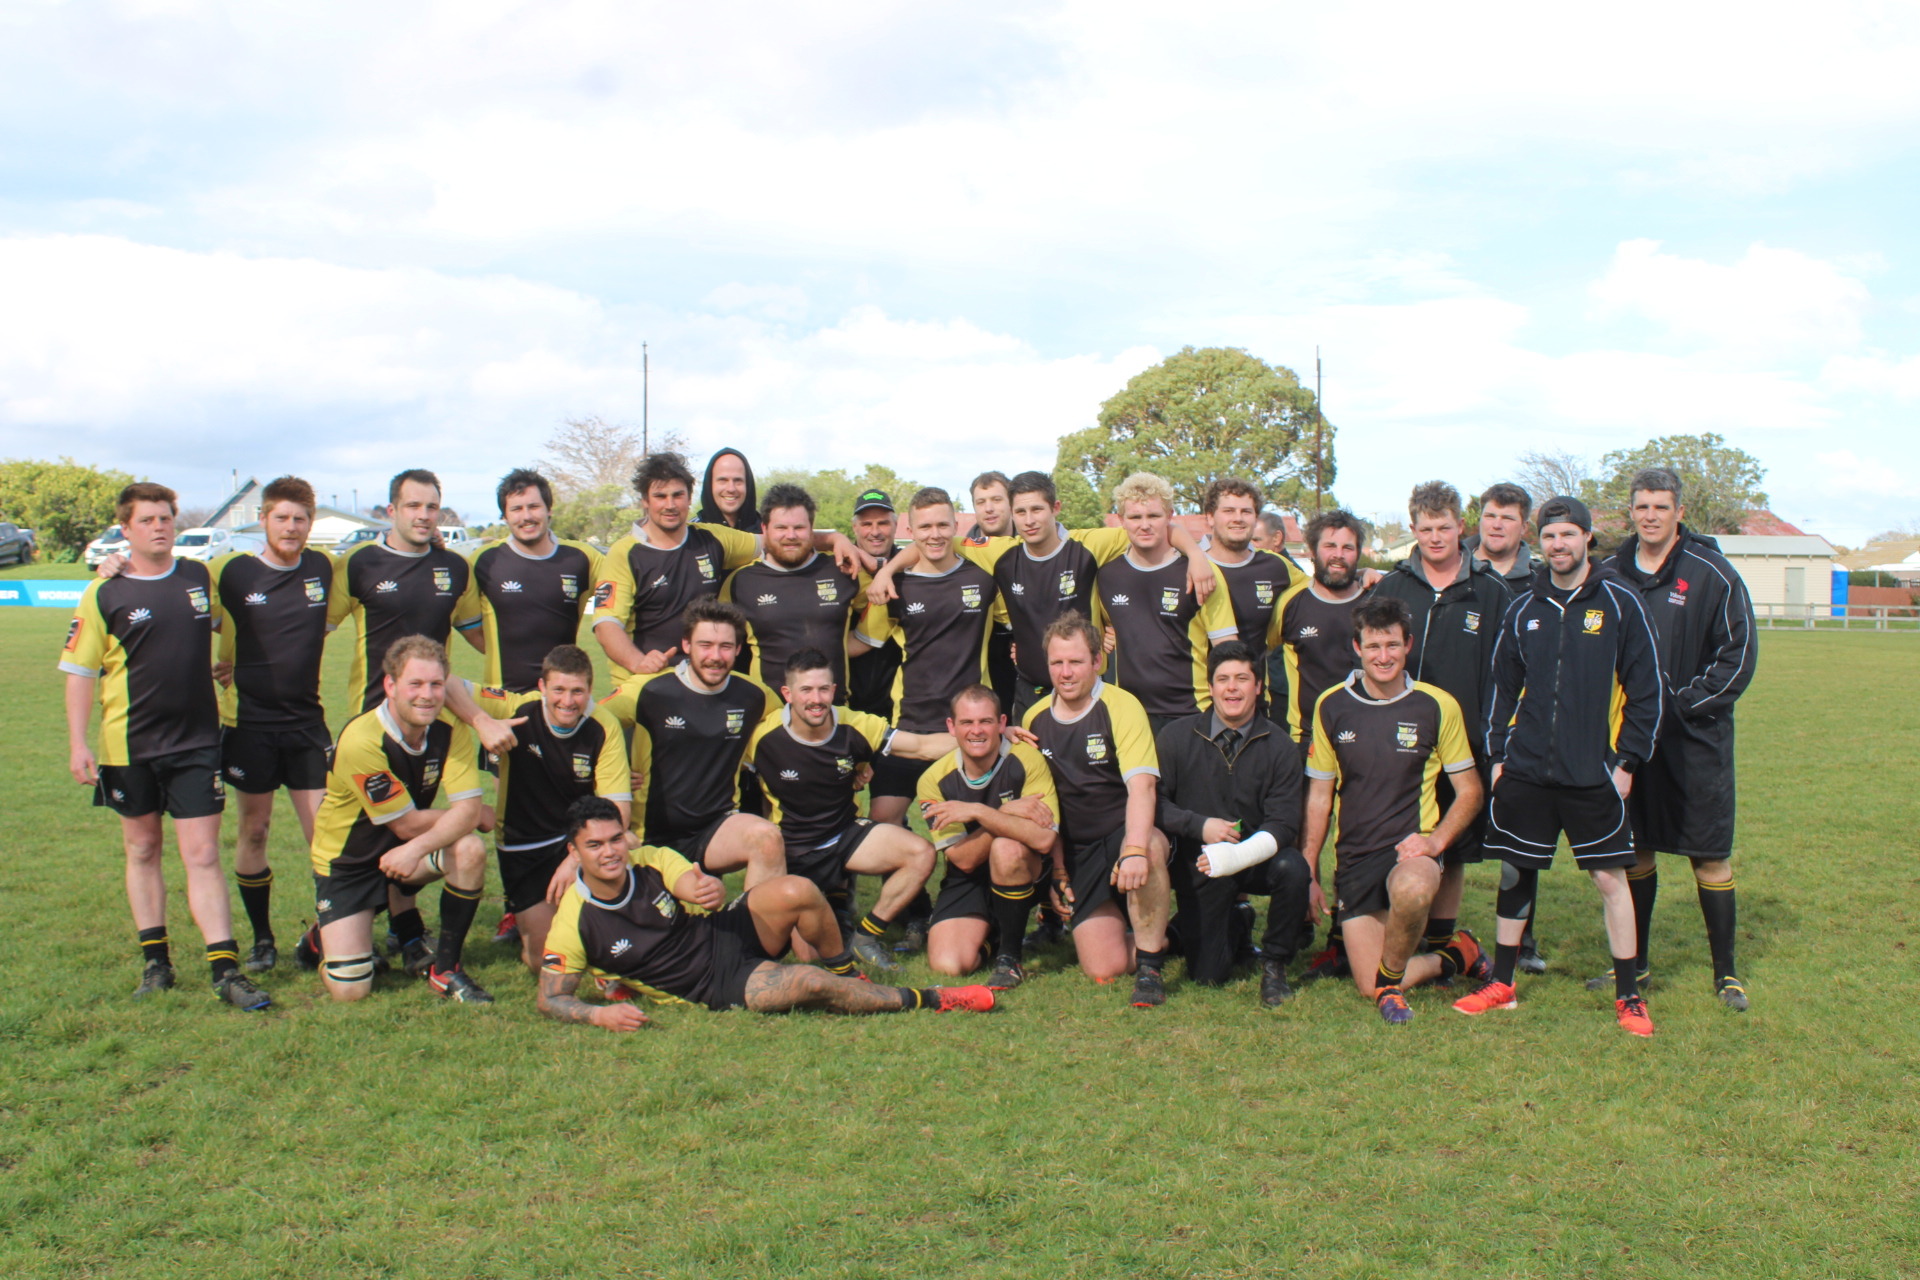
[
  {"x1": 1372, "y1": 553, "x2": 1512, "y2": 754},
  {"x1": 1604, "y1": 527, "x2": 1757, "y2": 723},
  {"x1": 1487, "y1": 563, "x2": 1663, "y2": 788}
]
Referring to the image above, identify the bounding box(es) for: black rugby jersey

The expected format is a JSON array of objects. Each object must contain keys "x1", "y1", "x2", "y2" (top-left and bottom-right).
[
  {"x1": 476, "y1": 687, "x2": 631, "y2": 848},
  {"x1": 847, "y1": 637, "x2": 903, "y2": 718},
  {"x1": 211, "y1": 549, "x2": 332, "y2": 731},
  {"x1": 1306, "y1": 673, "x2": 1474, "y2": 859},
  {"x1": 330, "y1": 539, "x2": 480, "y2": 712},
  {"x1": 720, "y1": 554, "x2": 862, "y2": 694},
  {"x1": 602, "y1": 664, "x2": 774, "y2": 840},
  {"x1": 744, "y1": 706, "x2": 892, "y2": 849},
  {"x1": 913, "y1": 742, "x2": 1057, "y2": 850},
  {"x1": 1095, "y1": 553, "x2": 1236, "y2": 718},
  {"x1": 962, "y1": 526, "x2": 1130, "y2": 686},
  {"x1": 855, "y1": 559, "x2": 999, "y2": 733},
  {"x1": 470, "y1": 539, "x2": 602, "y2": 692},
  {"x1": 1211, "y1": 548, "x2": 1300, "y2": 657},
  {"x1": 1022, "y1": 680, "x2": 1158, "y2": 844},
  {"x1": 308, "y1": 704, "x2": 483, "y2": 873},
  {"x1": 60, "y1": 560, "x2": 223, "y2": 764},
  {"x1": 1274, "y1": 580, "x2": 1370, "y2": 741},
  {"x1": 593, "y1": 522, "x2": 758, "y2": 676},
  {"x1": 541, "y1": 846, "x2": 717, "y2": 1004}
]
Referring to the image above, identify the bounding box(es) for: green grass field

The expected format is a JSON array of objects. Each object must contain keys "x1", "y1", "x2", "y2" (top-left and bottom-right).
[{"x1": 2, "y1": 609, "x2": 1916, "y2": 1279}]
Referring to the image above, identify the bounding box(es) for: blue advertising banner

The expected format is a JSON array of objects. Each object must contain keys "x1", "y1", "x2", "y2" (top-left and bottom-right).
[{"x1": 0, "y1": 581, "x2": 90, "y2": 608}]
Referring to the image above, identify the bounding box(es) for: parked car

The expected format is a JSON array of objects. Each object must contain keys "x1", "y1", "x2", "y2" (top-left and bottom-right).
[
  {"x1": 330, "y1": 527, "x2": 383, "y2": 554},
  {"x1": 173, "y1": 527, "x2": 266, "y2": 562},
  {"x1": 85, "y1": 525, "x2": 129, "y2": 568},
  {"x1": 0, "y1": 522, "x2": 33, "y2": 566}
]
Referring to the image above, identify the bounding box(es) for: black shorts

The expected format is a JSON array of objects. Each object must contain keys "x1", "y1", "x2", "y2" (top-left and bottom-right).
[
  {"x1": 222, "y1": 723, "x2": 332, "y2": 794},
  {"x1": 499, "y1": 836, "x2": 570, "y2": 913},
  {"x1": 1063, "y1": 826, "x2": 1132, "y2": 926},
  {"x1": 929, "y1": 851, "x2": 1046, "y2": 926},
  {"x1": 648, "y1": 813, "x2": 733, "y2": 871},
  {"x1": 312, "y1": 858, "x2": 433, "y2": 926},
  {"x1": 698, "y1": 894, "x2": 783, "y2": 1011},
  {"x1": 1438, "y1": 766, "x2": 1489, "y2": 868},
  {"x1": 867, "y1": 750, "x2": 927, "y2": 800},
  {"x1": 96, "y1": 746, "x2": 225, "y2": 819},
  {"x1": 1484, "y1": 774, "x2": 1636, "y2": 870},
  {"x1": 1333, "y1": 848, "x2": 1398, "y2": 919},
  {"x1": 786, "y1": 819, "x2": 882, "y2": 896},
  {"x1": 1629, "y1": 710, "x2": 1737, "y2": 859}
]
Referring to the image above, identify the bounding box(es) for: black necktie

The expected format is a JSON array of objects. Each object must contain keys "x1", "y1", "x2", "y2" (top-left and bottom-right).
[{"x1": 1219, "y1": 727, "x2": 1241, "y2": 757}]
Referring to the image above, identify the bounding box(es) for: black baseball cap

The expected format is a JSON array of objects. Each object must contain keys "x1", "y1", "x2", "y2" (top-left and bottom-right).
[
  {"x1": 853, "y1": 489, "x2": 894, "y2": 514},
  {"x1": 1536, "y1": 495, "x2": 1592, "y2": 533}
]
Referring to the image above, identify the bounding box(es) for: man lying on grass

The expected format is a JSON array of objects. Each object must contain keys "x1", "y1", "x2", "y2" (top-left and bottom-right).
[{"x1": 537, "y1": 797, "x2": 997, "y2": 1028}]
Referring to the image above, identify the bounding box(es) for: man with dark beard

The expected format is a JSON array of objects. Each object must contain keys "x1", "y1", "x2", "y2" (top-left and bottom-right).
[{"x1": 1272, "y1": 510, "x2": 1372, "y2": 747}]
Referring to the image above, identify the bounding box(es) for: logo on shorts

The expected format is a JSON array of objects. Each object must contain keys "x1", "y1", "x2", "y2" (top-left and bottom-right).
[
  {"x1": 652, "y1": 892, "x2": 677, "y2": 919},
  {"x1": 610, "y1": 938, "x2": 632, "y2": 956},
  {"x1": 111, "y1": 788, "x2": 126, "y2": 801},
  {"x1": 1463, "y1": 611, "x2": 1480, "y2": 633},
  {"x1": 1058, "y1": 570, "x2": 1076, "y2": 596},
  {"x1": 228, "y1": 764, "x2": 246, "y2": 778},
  {"x1": 1583, "y1": 609, "x2": 1604, "y2": 634},
  {"x1": 1159, "y1": 587, "x2": 1181, "y2": 614},
  {"x1": 1111, "y1": 594, "x2": 1131, "y2": 606},
  {"x1": 375, "y1": 580, "x2": 399, "y2": 593},
  {"x1": 1084, "y1": 733, "x2": 1109, "y2": 763},
  {"x1": 304, "y1": 578, "x2": 326, "y2": 604},
  {"x1": 422, "y1": 759, "x2": 441, "y2": 788},
  {"x1": 244, "y1": 592, "x2": 268, "y2": 606},
  {"x1": 186, "y1": 587, "x2": 209, "y2": 613},
  {"x1": 815, "y1": 580, "x2": 838, "y2": 602},
  {"x1": 780, "y1": 769, "x2": 800, "y2": 781},
  {"x1": 725, "y1": 709, "x2": 746, "y2": 735},
  {"x1": 906, "y1": 601, "x2": 925, "y2": 614},
  {"x1": 1255, "y1": 581, "x2": 1275, "y2": 606},
  {"x1": 560, "y1": 574, "x2": 579, "y2": 600},
  {"x1": 695, "y1": 555, "x2": 715, "y2": 581},
  {"x1": 358, "y1": 771, "x2": 397, "y2": 803},
  {"x1": 1297, "y1": 625, "x2": 1319, "y2": 638},
  {"x1": 1396, "y1": 722, "x2": 1420, "y2": 751},
  {"x1": 664, "y1": 716, "x2": 686, "y2": 729},
  {"x1": 758, "y1": 593, "x2": 779, "y2": 606},
  {"x1": 960, "y1": 585, "x2": 982, "y2": 610},
  {"x1": 501, "y1": 580, "x2": 523, "y2": 593},
  {"x1": 572, "y1": 753, "x2": 592, "y2": 779},
  {"x1": 433, "y1": 567, "x2": 453, "y2": 593},
  {"x1": 318, "y1": 898, "x2": 331, "y2": 913},
  {"x1": 127, "y1": 607, "x2": 152, "y2": 624}
]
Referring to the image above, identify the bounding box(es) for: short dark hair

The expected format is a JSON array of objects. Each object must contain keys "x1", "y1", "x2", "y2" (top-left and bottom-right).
[
  {"x1": 116, "y1": 481, "x2": 177, "y2": 524},
  {"x1": 497, "y1": 467, "x2": 553, "y2": 514},
  {"x1": 632, "y1": 451, "x2": 696, "y2": 499},
  {"x1": 782, "y1": 647, "x2": 834, "y2": 686},
  {"x1": 969, "y1": 471, "x2": 1012, "y2": 499},
  {"x1": 1304, "y1": 509, "x2": 1367, "y2": 552},
  {"x1": 1350, "y1": 596, "x2": 1414, "y2": 645},
  {"x1": 759, "y1": 482, "x2": 817, "y2": 527},
  {"x1": 1478, "y1": 483, "x2": 1532, "y2": 520},
  {"x1": 1203, "y1": 478, "x2": 1263, "y2": 514},
  {"x1": 1254, "y1": 509, "x2": 1287, "y2": 538},
  {"x1": 260, "y1": 475, "x2": 315, "y2": 518},
  {"x1": 1042, "y1": 610, "x2": 1100, "y2": 659},
  {"x1": 1408, "y1": 480, "x2": 1463, "y2": 523},
  {"x1": 681, "y1": 596, "x2": 746, "y2": 646},
  {"x1": 1206, "y1": 640, "x2": 1262, "y2": 686},
  {"x1": 908, "y1": 486, "x2": 954, "y2": 516},
  {"x1": 949, "y1": 683, "x2": 1001, "y2": 717},
  {"x1": 1009, "y1": 471, "x2": 1056, "y2": 504},
  {"x1": 388, "y1": 469, "x2": 441, "y2": 506},
  {"x1": 539, "y1": 644, "x2": 594, "y2": 683},
  {"x1": 565, "y1": 795, "x2": 625, "y2": 846},
  {"x1": 1629, "y1": 467, "x2": 1684, "y2": 505}
]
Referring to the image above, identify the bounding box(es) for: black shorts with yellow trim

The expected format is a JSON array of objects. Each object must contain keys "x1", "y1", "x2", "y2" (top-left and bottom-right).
[
  {"x1": 866, "y1": 750, "x2": 928, "y2": 800},
  {"x1": 929, "y1": 847, "x2": 1048, "y2": 926},
  {"x1": 498, "y1": 835, "x2": 570, "y2": 913},
  {"x1": 222, "y1": 723, "x2": 332, "y2": 794},
  {"x1": 96, "y1": 746, "x2": 225, "y2": 820},
  {"x1": 1332, "y1": 847, "x2": 1398, "y2": 919},
  {"x1": 1485, "y1": 773, "x2": 1636, "y2": 870},
  {"x1": 647, "y1": 812, "x2": 734, "y2": 872},
  {"x1": 698, "y1": 895, "x2": 783, "y2": 1011},
  {"x1": 785, "y1": 819, "x2": 882, "y2": 897},
  {"x1": 1062, "y1": 826, "x2": 1131, "y2": 927}
]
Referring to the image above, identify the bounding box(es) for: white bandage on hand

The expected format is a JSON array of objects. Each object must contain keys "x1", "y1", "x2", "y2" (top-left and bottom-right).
[{"x1": 1201, "y1": 830, "x2": 1278, "y2": 878}]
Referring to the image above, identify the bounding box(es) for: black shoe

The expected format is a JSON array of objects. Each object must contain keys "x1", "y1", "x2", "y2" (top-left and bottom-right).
[
  {"x1": 850, "y1": 934, "x2": 901, "y2": 972},
  {"x1": 213, "y1": 972, "x2": 272, "y2": 1011},
  {"x1": 1129, "y1": 965, "x2": 1166, "y2": 1008},
  {"x1": 988, "y1": 955, "x2": 1026, "y2": 991},
  {"x1": 428, "y1": 965, "x2": 494, "y2": 1004},
  {"x1": 1516, "y1": 935, "x2": 1547, "y2": 975},
  {"x1": 398, "y1": 936, "x2": 435, "y2": 979},
  {"x1": 134, "y1": 960, "x2": 176, "y2": 998},
  {"x1": 1024, "y1": 914, "x2": 1068, "y2": 951},
  {"x1": 1299, "y1": 946, "x2": 1349, "y2": 984},
  {"x1": 892, "y1": 918, "x2": 929, "y2": 956},
  {"x1": 1716, "y1": 976, "x2": 1750, "y2": 1012},
  {"x1": 1585, "y1": 965, "x2": 1651, "y2": 992},
  {"x1": 294, "y1": 925, "x2": 322, "y2": 971},
  {"x1": 1260, "y1": 958, "x2": 1294, "y2": 1006},
  {"x1": 1231, "y1": 902, "x2": 1261, "y2": 963},
  {"x1": 244, "y1": 940, "x2": 278, "y2": 974}
]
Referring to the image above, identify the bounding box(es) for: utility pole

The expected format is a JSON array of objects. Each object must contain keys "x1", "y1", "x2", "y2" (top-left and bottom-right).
[
  {"x1": 642, "y1": 341, "x2": 650, "y2": 456},
  {"x1": 352, "y1": 487, "x2": 358, "y2": 516},
  {"x1": 1313, "y1": 347, "x2": 1325, "y2": 517}
]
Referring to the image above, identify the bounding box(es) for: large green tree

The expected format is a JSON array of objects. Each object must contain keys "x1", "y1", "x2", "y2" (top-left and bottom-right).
[
  {"x1": 1056, "y1": 346, "x2": 1334, "y2": 515},
  {"x1": 0, "y1": 457, "x2": 137, "y2": 558},
  {"x1": 1592, "y1": 432, "x2": 1769, "y2": 536},
  {"x1": 760, "y1": 464, "x2": 927, "y2": 535}
]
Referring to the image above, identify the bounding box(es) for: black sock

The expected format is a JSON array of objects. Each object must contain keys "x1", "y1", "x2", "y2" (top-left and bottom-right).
[
  {"x1": 893, "y1": 986, "x2": 941, "y2": 1010},
  {"x1": 821, "y1": 950, "x2": 860, "y2": 976},
  {"x1": 1135, "y1": 947, "x2": 1167, "y2": 972},
  {"x1": 1376, "y1": 961, "x2": 1405, "y2": 992},
  {"x1": 854, "y1": 908, "x2": 893, "y2": 939},
  {"x1": 206, "y1": 939, "x2": 240, "y2": 982},
  {"x1": 1423, "y1": 915, "x2": 1457, "y2": 953},
  {"x1": 1628, "y1": 863, "x2": 1658, "y2": 971},
  {"x1": 390, "y1": 907, "x2": 426, "y2": 945},
  {"x1": 1697, "y1": 877, "x2": 1738, "y2": 982},
  {"x1": 1329, "y1": 922, "x2": 1346, "y2": 956},
  {"x1": 988, "y1": 884, "x2": 1035, "y2": 960},
  {"x1": 907, "y1": 887, "x2": 933, "y2": 925},
  {"x1": 1614, "y1": 958, "x2": 1641, "y2": 1001},
  {"x1": 236, "y1": 869, "x2": 275, "y2": 943},
  {"x1": 138, "y1": 927, "x2": 170, "y2": 968},
  {"x1": 434, "y1": 885, "x2": 482, "y2": 972},
  {"x1": 1493, "y1": 943, "x2": 1519, "y2": 985}
]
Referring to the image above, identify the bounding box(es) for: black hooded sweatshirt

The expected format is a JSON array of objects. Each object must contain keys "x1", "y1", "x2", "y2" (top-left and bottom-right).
[{"x1": 698, "y1": 447, "x2": 761, "y2": 534}]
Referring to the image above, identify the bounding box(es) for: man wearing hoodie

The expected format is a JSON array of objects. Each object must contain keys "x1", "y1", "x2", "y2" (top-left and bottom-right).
[
  {"x1": 1598, "y1": 467, "x2": 1757, "y2": 1011},
  {"x1": 1370, "y1": 481, "x2": 1511, "y2": 974},
  {"x1": 1453, "y1": 496, "x2": 1664, "y2": 1037},
  {"x1": 698, "y1": 448, "x2": 761, "y2": 534}
]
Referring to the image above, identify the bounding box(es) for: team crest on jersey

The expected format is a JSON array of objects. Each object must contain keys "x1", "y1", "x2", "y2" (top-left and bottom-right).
[
  {"x1": 358, "y1": 771, "x2": 397, "y2": 803},
  {"x1": 696, "y1": 554, "x2": 716, "y2": 581},
  {"x1": 816, "y1": 579, "x2": 839, "y2": 602},
  {"x1": 1464, "y1": 611, "x2": 1481, "y2": 633},
  {"x1": 652, "y1": 891, "x2": 677, "y2": 919},
  {"x1": 725, "y1": 709, "x2": 746, "y2": 735},
  {"x1": 1159, "y1": 586, "x2": 1181, "y2": 614},
  {"x1": 572, "y1": 753, "x2": 592, "y2": 780},
  {"x1": 1058, "y1": 570, "x2": 1076, "y2": 596},
  {"x1": 423, "y1": 759, "x2": 442, "y2": 788},
  {"x1": 433, "y1": 567, "x2": 453, "y2": 593},
  {"x1": 186, "y1": 586, "x2": 210, "y2": 614},
  {"x1": 560, "y1": 575, "x2": 579, "y2": 600},
  {"x1": 1396, "y1": 722, "x2": 1420, "y2": 751},
  {"x1": 304, "y1": 577, "x2": 326, "y2": 603},
  {"x1": 960, "y1": 585, "x2": 983, "y2": 610},
  {"x1": 1255, "y1": 581, "x2": 1275, "y2": 606},
  {"x1": 834, "y1": 756, "x2": 854, "y2": 776},
  {"x1": 1583, "y1": 610, "x2": 1604, "y2": 634},
  {"x1": 1084, "y1": 733, "x2": 1109, "y2": 763}
]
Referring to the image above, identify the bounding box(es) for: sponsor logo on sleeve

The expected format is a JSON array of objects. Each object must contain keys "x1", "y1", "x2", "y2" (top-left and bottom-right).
[
  {"x1": 64, "y1": 618, "x2": 82, "y2": 650},
  {"x1": 592, "y1": 581, "x2": 615, "y2": 609},
  {"x1": 358, "y1": 771, "x2": 397, "y2": 803}
]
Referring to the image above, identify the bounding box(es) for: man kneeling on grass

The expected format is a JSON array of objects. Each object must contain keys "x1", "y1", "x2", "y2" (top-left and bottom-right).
[{"x1": 537, "y1": 797, "x2": 997, "y2": 1027}]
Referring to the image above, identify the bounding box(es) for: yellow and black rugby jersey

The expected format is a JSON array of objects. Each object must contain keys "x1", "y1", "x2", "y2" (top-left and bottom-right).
[
  {"x1": 476, "y1": 687, "x2": 631, "y2": 849},
  {"x1": 1022, "y1": 680, "x2": 1158, "y2": 844},
  {"x1": 592, "y1": 522, "x2": 758, "y2": 677},
  {"x1": 1095, "y1": 553, "x2": 1236, "y2": 718},
  {"x1": 744, "y1": 706, "x2": 892, "y2": 849},
  {"x1": 914, "y1": 741, "x2": 1057, "y2": 850},
  {"x1": 60, "y1": 560, "x2": 223, "y2": 765},
  {"x1": 1211, "y1": 548, "x2": 1301, "y2": 658},
  {"x1": 470, "y1": 539, "x2": 602, "y2": 693},
  {"x1": 329, "y1": 539, "x2": 481, "y2": 713},
  {"x1": 308, "y1": 703, "x2": 483, "y2": 874},
  {"x1": 1273, "y1": 580, "x2": 1371, "y2": 742},
  {"x1": 542, "y1": 844, "x2": 717, "y2": 1005},
  {"x1": 720, "y1": 554, "x2": 862, "y2": 695},
  {"x1": 212, "y1": 550, "x2": 332, "y2": 731},
  {"x1": 958, "y1": 526, "x2": 1130, "y2": 687},
  {"x1": 1306, "y1": 673, "x2": 1474, "y2": 861},
  {"x1": 853, "y1": 559, "x2": 998, "y2": 733},
  {"x1": 600, "y1": 664, "x2": 774, "y2": 841}
]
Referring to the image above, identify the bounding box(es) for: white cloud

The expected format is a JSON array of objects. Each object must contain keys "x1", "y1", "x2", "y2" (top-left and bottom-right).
[{"x1": 1592, "y1": 240, "x2": 1870, "y2": 357}]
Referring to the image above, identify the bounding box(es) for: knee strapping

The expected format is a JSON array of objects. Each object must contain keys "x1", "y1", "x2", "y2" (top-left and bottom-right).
[
  {"x1": 1496, "y1": 866, "x2": 1539, "y2": 920},
  {"x1": 323, "y1": 952, "x2": 375, "y2": 984}
]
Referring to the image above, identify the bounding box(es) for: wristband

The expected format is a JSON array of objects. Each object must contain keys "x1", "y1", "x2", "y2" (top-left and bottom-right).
[{"x1": 1118, "y1": 847, "x2": 1148, "y2": 865}]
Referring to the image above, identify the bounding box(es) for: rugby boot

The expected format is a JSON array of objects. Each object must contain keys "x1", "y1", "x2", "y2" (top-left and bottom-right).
[
  {"x1": 1452, "y1": 980, "x2": 1518, "y2": 1015},
  {"x1": 1715, "y1": 976, "x2": 1750, "y2": 1012},
  {"x1": 1129, "y1": 965, "x2": 1167, "y2": 1008},
  {"x1": 244, "y1": 940, "x2": 278, "y2": 974},
  {"x1": 213, "y1": 972, "x2": 272, "y2": 1011},
  {"x1": 987, "y1": 955, "x2": 1026, "y2": 991},
  {"x1": 429, "y1": 966, "x2": 495, "y2": 1004},
  {"x1": 133, "y1": 960, "x2": 176, "y2": 998},
  {"x1": 1259, "y1": 958, "x2": 1294, "y2": 1006},
  {"x1": 1375, "y1": 986, "x2": 1413, "y2": 1025},
  {"x1": 1615, "y1": 994, "x2": 1654, "y2": 1037},
  {"x1": 933, "y1": 985, "x2": 996, "y2": 1012}
]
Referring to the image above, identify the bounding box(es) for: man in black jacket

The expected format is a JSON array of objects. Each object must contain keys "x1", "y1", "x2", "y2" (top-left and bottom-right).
[
  {"x1": 1454, "y1": 496, "x2": 1665, "y2": 1037},
  {"x1": 1156, "y1": 642, "x2": 1310, "y2": 1006},
  {"x1": 1599, "y1": 468, "x2": 1758, "y2": 1010},
  {"x1": 1370, "y1": 481, "x2": 1511, "y2": 970}
]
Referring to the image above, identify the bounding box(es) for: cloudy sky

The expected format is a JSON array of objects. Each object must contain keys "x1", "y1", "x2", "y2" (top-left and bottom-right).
[{"x1": 3, "y1": 1, "x2": 1917, "y2": 543}]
